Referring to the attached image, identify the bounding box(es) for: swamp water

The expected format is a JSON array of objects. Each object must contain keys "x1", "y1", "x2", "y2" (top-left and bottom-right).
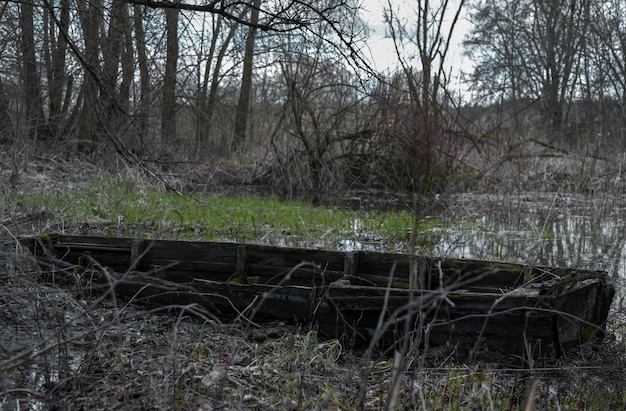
[
  {"x1": 337, "y1": 192, "x2": 624, "y2": 302},
  {"x1": 258, "y1": 191, "x2": 624, "y2": 303},
  {"x1": 418, "y1": 192, "x2": 624, "y2": 282}
]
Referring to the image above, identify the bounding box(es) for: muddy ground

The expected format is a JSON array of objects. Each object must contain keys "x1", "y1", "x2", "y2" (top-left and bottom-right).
[{"x1": 1, "y1": 145, "x2": 626, "y2": 410}]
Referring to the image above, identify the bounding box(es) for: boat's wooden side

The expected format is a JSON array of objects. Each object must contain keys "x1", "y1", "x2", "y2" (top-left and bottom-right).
[
  {"x1": 22, "y1": 235, "x2": 556, "y2": 287},
  {"x1": 21, "y1": 234, "x2": 615, "y2": 361}
]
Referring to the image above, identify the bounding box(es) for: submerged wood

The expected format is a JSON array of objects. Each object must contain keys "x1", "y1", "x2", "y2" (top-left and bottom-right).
[{"x1": 22, "y1": 234, "x2": 615, "y2": 362}]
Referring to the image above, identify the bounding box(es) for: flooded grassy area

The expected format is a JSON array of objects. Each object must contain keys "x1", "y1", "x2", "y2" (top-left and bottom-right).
[
  {"x1": 1, "y1": 152, "x2": 625, "y2": 410},
  {"x1": 4, "y1": 175, "x2": 624, "y2": 295}
]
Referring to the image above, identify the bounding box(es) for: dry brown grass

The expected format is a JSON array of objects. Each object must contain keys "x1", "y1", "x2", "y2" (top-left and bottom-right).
[
  {"x1": 1, "y1": 143, "x2": 625, "y2": 410},
  {"x1": 1, "y1": 232, "x2": 625, "y2": 410}
]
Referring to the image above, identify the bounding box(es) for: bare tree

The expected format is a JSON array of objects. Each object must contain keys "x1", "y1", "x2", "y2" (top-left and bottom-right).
[
  {"x1": 102, "y1": 0, "x2": 124, "y2": 101},
  {"x1": 385, "y1": 0, "x2": 465, "y2": 119},
  {"x1": 0, "y1": 80, "x2": 11, "y2": 142},
  {"x1": 268, "y1": 8, "x2": 369, "y2": 201},
  {"x1": 587, "y1": 0, "x2": 626, "y2": 138},
  {"x1": 100, "y1": 0, "x2": 134, "y2": 135},
  {"x1": 194, "y1": 7, "x2": 251, "y2": 154},
  {"x1": 0, "y1": 2, "x2": 16, "y2": 143},
  {"x1": 536, "y1": 0, "x2": 590, "y2": 133},
  {"x1": 20, "y1": 0, "x2": 44, "y2": 140},
  {"x1": 195, "y1": 13, "x2": 224, "y2": 152},
  {"x1": 202, "y1": 15, "x2": 241, "y2": 150},
  {"x1": 133, "y1": 4, "x2": 151, "y2": 147},
  {"x1": 232, "y1": 0, "x2": 261, "y2": 151},
  {"x1": 465, "y1": 0, "x2": 591, "y2": 137},
  {"x1": 119, "y1": 4, "x2": 134, "y2": 113},
  {"x1": 43, "y1": 0, "x2": 70, "y2": 139},
  {"x1": 381, "y1": 0, "x2": 467, "y2": 194},
  {"x1": 3, "y1": 0, "x2": 373, "y2": 166},
  {"x1": 76, "y1": 0, "x2": 103, "y2": 150},
  {"x1": 161, "y1": 6, "x2": 179, "y2": 144}
]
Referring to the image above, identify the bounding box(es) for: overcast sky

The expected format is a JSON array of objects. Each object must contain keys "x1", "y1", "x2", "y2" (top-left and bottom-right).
[{"x1": 358, "y1": 0, "x2": 473, "y2": 96}]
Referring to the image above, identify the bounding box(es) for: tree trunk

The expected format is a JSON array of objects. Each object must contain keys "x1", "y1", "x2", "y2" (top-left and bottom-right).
[
  {"x1": 196, "y1": 14, "x2": 223, "y2": 152},
  {"x1": 102, "y1": 0, "x2": 124, "y2": 101},
  {"x1": 232, "y1": 0, "x2": 261, "y2": 152},
  {"x1": 207, "y1": 17, "x2": 241, "y2": 147},
  {"x1": 77, "y1": 0, "x2": 102, "y2": 151},
  {"x1": 0, "y1": 80, "x2": 13, "y2": 142},
  {"x1": 119, "y1": 3, "x2": 134, "y2": 113},
  {"x1": 161, "y1": 7, "x2": 179, "y2": 145},
  {"x1": 46, "y1": 0, "x2": 70, "y2": 139},
  {"x1": 102, "y1": 0, "x2": 132, "y2": 134},
  {"x1": 540, "y1": 0, "x2": 563, "y2": 134},
  {"x1": 133, "y1": 4, "x2": 150, "y2": 149},
  {"x1": 20, "y1": 0, "x2": 44, "y2": 140},
  {"x1": 198, "y1": 12, "x2": 246, "y2": 153}
]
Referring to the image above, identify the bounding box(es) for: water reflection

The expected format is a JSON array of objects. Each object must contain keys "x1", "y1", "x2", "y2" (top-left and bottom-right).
[
  {"x1": 228, "y1": 192, "x2": 625, "y2": 300},
  {"x1": 438, "y1": 193, "x2": 625, "y2": 280},
  {"x1": 345, "y1": 193, "x2": 625, "y2": 286}
]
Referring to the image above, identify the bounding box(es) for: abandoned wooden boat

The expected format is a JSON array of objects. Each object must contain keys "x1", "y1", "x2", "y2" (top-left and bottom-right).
[{"x1": 22, "y1": 234, "x2": 615, "y2": 361}]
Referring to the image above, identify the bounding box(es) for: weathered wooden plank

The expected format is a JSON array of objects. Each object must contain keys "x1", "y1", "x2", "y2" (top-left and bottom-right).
[
  {"x1": 425, "y1": 313, "x2": 559, "y2": 359},
  {"x1": 247, "y1": 244, "x2": 346, "y2": 271},
  {"x1": 324, "y1": 291, "x2": 553, "y2": 314},
  {"x1": 349, "y1": 272, "x2": 410, "y2": 288},
  {"x1": 236, "y1": 244, "x2": 248, "y2": 275},
  {"x1": 429, "y1": 258, "x2": 528, "y2": 289},
  {"x1": 138, "y1": 258, "x2": 237, "y2": 276},
  {"x1": 355, "y1": 252, "x2": 530, "y2": 290},
  {"x1": 20, "y1": 234, "x2": 615, "y2": 361},
  {"x1": 243, "y1": 263, "x2": 343, "y2": 286},
  {"x1": 344, "y1": 251, "x2": 359, "y2": 278},
  {"x1": 357, "y1": 251, "x2": 411, "y2": 278},
  {"x1": 139, "y1": 240, "x2": 238, "y2": 266}
]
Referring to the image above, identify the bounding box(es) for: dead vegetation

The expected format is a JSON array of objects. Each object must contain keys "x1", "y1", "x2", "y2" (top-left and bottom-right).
[
  {"x1": 1, "y1": 237, "x2": 625, "y2": 410},
  {"x1": 1, "y1": 144, "x2": 625, "y2": 410}
]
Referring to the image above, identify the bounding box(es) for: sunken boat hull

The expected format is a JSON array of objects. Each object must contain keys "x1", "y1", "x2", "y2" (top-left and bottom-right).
[{"x1": 22, "y1": 234, "x2": 615, "y2": 361}]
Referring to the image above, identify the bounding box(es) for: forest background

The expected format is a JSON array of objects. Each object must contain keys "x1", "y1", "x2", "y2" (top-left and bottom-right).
[
  {"x1": 2, "y1": 2, "x2": 626, "y2": 409},
  {"x1": 2, "y1": 0, "x2": 625, "y2": 199}
]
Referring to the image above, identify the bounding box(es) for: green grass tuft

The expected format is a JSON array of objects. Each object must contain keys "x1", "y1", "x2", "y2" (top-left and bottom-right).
[{"x1": 4, "y1": 177, "x2": 432, "y2": 249}]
